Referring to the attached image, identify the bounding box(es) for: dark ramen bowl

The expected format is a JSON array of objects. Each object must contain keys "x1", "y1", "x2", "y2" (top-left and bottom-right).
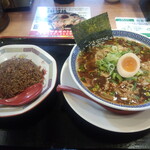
[{"x1": 69, "y1": 30, "x2": 150, "y2": 113}]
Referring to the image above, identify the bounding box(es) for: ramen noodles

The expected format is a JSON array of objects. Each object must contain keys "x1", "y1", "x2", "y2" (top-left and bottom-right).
[
  {"x1": 0, "y1": 58, "x2": 44, "y2": 99},
  {"x1": 76, "y1": 37, "x2": 150, "y2": 106}
]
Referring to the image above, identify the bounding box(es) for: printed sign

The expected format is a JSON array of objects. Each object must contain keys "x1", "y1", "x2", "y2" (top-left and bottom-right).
[
  {"x1": 29, "y1": 7, "x2": 91, "y2": 38},
  {"x1": 116, "y1": 17, "x2": 150, "y2": 37}
]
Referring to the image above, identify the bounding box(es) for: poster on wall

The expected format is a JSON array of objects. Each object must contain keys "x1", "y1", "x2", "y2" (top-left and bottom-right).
[{"x1": 29, "y1": 7, "x2": 91, "y2": 39}]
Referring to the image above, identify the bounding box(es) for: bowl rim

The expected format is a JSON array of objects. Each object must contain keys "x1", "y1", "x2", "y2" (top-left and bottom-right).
[
  {"x1": 69, "y1": 30, "x2": 150, "y2": 111},
  {"x1": 0, "y1": 44, "x2": 57, "y2": 117}
]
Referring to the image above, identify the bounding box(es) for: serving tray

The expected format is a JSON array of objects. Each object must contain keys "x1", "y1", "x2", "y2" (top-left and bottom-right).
[{"x1": 0, "y1": 37, "x2": 150, "y2": 149}]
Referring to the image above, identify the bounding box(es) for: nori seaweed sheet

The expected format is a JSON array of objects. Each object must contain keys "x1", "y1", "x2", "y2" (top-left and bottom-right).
[{"x1": 71, "y1": 12, "x2": 113, "y2": 50}]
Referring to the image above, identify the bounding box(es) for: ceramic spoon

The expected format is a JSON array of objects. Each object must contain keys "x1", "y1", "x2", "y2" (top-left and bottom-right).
[
  {"x1": 56, "y1": 84, "x2": 139, "y2": 115},
  {"x1": 0, "y1": 83, "x2": 43, "y2": 106}
]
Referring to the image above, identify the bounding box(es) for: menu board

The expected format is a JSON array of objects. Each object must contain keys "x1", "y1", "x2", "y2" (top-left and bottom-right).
[
  {"x1": 115, "y1": 17, "x2": 150, "y2": 37},
  {"x1": 29, "y1": 7, "x2": 91, "y2": 38}
]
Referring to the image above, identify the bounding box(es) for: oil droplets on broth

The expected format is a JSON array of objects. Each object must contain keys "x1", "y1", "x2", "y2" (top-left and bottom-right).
[{"x1": 77, "y1": 37, "x2": 150, "y2": 105}]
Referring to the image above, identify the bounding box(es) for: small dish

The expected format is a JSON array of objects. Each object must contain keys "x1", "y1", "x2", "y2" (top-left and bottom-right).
[{"x1": 0, "y1": 44, "x2": 57, "y2": 117}]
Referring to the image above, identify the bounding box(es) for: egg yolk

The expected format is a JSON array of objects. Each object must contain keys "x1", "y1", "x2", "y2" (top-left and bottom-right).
[{"x1": 122, "y1": 57, "x2": 137, "y2": 72}]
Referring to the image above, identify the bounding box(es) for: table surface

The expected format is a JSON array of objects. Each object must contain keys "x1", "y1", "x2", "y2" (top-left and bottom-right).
[
  {"x1": 0, "y1": 0, "x2": 144, "y2": 37},
  {"x1": 0, "y1": 0, "x2": 150, "y2": 150}
]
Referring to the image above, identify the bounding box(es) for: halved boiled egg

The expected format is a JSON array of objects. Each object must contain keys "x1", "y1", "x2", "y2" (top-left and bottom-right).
[{"x1": 117, "y1": 53, "x2": 140, "y2": 78}]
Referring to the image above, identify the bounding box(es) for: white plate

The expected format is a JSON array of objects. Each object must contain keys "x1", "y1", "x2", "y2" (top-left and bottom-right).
[{"x1": 60, "y1": 59, "x2": 150, "y2": 133}]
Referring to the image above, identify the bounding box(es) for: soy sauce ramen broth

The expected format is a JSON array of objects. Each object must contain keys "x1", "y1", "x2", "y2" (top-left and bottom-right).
[{"x1": 76, "y1": 37, "x2": 150, "y2": 106}]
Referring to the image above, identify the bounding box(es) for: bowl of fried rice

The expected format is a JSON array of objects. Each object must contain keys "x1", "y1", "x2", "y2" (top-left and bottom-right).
[{"x1": 0, "y1": 44, "x2": 57, "y2": 117}]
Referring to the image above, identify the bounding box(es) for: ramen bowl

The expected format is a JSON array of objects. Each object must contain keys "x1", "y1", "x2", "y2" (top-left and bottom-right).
[
  {"x1": 69, "y1": 30, "x2": 150, "y2": 113},
  {"x1": 0, "y1": 44, "x2": 57, "y2": 117}
]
